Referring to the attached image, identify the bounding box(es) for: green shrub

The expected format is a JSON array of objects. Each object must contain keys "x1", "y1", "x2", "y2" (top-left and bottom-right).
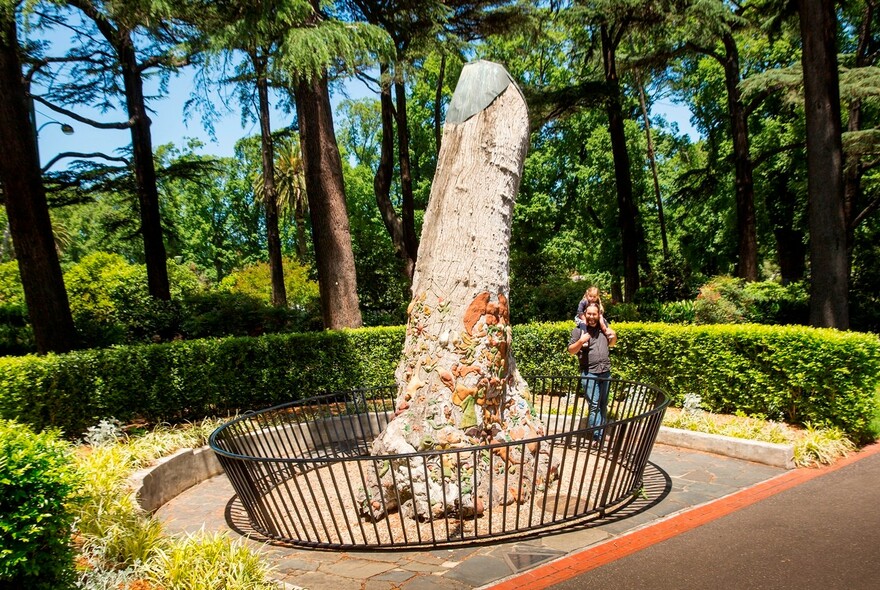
[
  {"x1": 0, "y1": 253, "x2": 323, "y2": 352},
  {"x1": 65, "y1": 252, "x2": 145, "y2": 345},
  {"x1": 611, "y1": 322, "x2": 880, "y2": 443},
  {"x1": 850, "y1": 221, "x2": 880, "y2": 332},
  {"x1": 219, "y1": 257, "x2": 320, "y2": 309},
  {"x1": 515, "y1": 322, "x2": 879, "y2": 441},
  {"x1": 0, "y1": 261, "x2": 24, "y2": 307},
  {"x1": 64, "y1": 253, "x2": 204, "y2": 346},
  {"x1": 0, "y1": 326, "x2": 404, "y2": 436},
  {"x1": 693, "y1": 276, "x2": 808, "y2": 325},
  {"x1": 0, "y1": 322, "x2": 876, "y2": 443},
  {"x1": 694, "y1": 276, "x2": 746, "y2": 324},
  {"x1": 742, "y1": 280, "x2": 809, "y2": 324},
  {"x1": 509, "y1": 277, "x2": 586, "y2": 325},
  {"x1": 0, "y1": 305, "x2": 34, "y2": 355},
  {"x1": 605, "y1": 302, "x2": 641, "y2": 322},
  {"x1": 0, "y1": 265, "x2": 37, "y2": 354},
  {"x1": 658, "y1": 300, "x2": 696, "y2": 324},
  {"x1": 642, "y1": 255, "x2": 698, "y2": 303},
  {"x1": 180, "y1": 291, "x2": 319, "y2": 338},
  {"x1": 0, "y1": 420, "x2": 79, "y2": 589}
]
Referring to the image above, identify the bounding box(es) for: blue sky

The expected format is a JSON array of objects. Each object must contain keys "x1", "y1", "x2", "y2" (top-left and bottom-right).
[
  {"x1": 27, "y1": 9, "x2": 700, "y2": 172},
  {"x1": 34, "y1": 70, "x2": 699, "y2": 171},
  {"x1": 35, "y1": 71, "x2": 296, "y2": 169}
]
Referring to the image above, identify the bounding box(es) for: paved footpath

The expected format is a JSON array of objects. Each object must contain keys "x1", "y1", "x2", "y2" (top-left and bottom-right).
[
  {"x1": 490, "y1": 442, "x2": 880, "y2": 590},
  {"x1": 156, "y1": 443, "x2": 787, "y2": 590}
]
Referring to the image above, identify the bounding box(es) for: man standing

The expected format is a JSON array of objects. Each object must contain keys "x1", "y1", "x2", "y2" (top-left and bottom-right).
[{"x1": 568, "y1": 302, "x2": 617, "y2": 439}]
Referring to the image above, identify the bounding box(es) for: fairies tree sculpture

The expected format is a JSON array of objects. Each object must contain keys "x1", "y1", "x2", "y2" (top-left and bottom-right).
[{"x1": 360, "y1": 60, "x2": 557, "y2": 521}]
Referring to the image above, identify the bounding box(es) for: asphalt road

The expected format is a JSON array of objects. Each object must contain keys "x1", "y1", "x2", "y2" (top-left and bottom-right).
[{"x1": 551, "y1": 449, "x2": 880, "y2": 590}]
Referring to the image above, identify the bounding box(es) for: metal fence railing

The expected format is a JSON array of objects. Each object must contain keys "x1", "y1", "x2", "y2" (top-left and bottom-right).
[{"x1": 209, "y1": 376, "x2": 670, "y2": 549}]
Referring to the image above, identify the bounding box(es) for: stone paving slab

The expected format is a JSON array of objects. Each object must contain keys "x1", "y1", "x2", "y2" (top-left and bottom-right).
[{"x1": 154, "y1": 443, "x2": 786, "y2": 590}]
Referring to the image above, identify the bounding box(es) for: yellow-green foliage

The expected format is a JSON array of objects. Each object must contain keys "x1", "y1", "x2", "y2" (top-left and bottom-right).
[
  {"x1": 74, "y1": 421, "x2": 222, "y2": 566},
  {"x1": 662, "y1": 408, "x2": 855, "y2": 467},
  {"x1": 63, "y1": 253, "x2": 203, "y2": 346},
  {"x1": 72, "y1": 422, "x2": 278, "y2": 588},
  {"x1": 144, "y1": 533, "x2": 278, "y2": 590},
  {"x1": 0, "y1": 261, "x2": 24, "y2": 306},
  {"x1": 663, "y1": 409, "x2": 792, "y2": 444},
  {"x1": 219, "y1": 257, "x2": 319, "y2": 308},
  {"x1": 793, "y1": 424, "x2": 857, "y2": 467}
]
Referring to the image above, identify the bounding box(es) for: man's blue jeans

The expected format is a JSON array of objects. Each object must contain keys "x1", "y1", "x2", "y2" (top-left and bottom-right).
[{"x1": 580, "y1": 371, "x2": 611, "y2": 439}]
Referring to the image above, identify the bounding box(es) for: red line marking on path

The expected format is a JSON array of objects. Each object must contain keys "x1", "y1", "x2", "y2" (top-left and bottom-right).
[{"x1": 486, "y1": 442, "x2": 880, "y2": 590}]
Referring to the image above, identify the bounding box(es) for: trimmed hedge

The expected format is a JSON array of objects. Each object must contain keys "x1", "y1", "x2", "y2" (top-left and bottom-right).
[
  {"x1": 0, "y1": 327, "x2": 403, "y2": 438},
  {"x1": 0, "y1": 323, "x2": 877, "y2": 442},
  {"x1": 609, "y1": 323, "x2": 880, "y2": 443}
]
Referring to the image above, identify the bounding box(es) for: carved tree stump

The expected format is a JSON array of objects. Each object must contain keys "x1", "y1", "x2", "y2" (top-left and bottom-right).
[{"x1": 360, "y1": 61, "x2": 558, "y2": 521}]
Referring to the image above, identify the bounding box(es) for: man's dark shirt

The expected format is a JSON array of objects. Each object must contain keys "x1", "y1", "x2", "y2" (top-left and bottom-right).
[{"x1": 569, "y1": 324, "x2": 611, "y2": 374}]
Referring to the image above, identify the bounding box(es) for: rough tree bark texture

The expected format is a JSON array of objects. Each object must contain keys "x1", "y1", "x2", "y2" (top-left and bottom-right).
[
  {"x1": 360, "y1": 61, "x2": 557, "y2": 521},
  {"x1": 799, "y1": 0, "x2": 849, "y2": 329},
  {"x1": 0, "y1": 17, "x2": 78, "y2": 354},
  {"x1": 296, "y1": 72, "x2": 363, "y2": 329}
]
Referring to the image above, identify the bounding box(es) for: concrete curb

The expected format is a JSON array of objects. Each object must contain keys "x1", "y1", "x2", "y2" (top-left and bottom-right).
[
  {"x1": 656, "y1": 426, "x2": 795, "y2": 469},
  {"x1": 130, "y1": 428, "x2": 794, "y2": 513},
  {"x1": 130, "y1": 446, "x2": 223, "y2": 513}
]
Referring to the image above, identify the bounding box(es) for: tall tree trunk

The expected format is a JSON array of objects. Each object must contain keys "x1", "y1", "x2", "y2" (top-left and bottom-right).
[
  {"x1": 601, "y1": 26, "x2": 640, "y2": 302},
  {"x1": 0, "y1": 18, "x2": 77, "y2": 354},
  {"x1": 255, "y1": 62, "x2": 287, "y2": 308},
  {"x1": 434, "y1": 52, "x2": 446, "y2": 153},
  {"x1": 798, "y1": 0, "x2": 849, "y2": 328},
  {"x1": 394, "y1": 77, "x2": 419, "y2": 271},
  {"x1": 766, "y1": 173, "x2": 806, "y2": 284},
  {"x1": 120, "y1": 40, "x2": 170, "y2": 301},
  {"x1": 295, "y1": 73, "x2": 363, "y2": 329},
  {"x1": 721, "y1": 32, "x2": 759, "y2": 282},
  {"x1": 362, "y1": 60, "x2": 556, "y2": 521},
  {"x1": 294, "y1": 203, "x2": 309, "y2": 262},
  {"x1": 374, "y1": 63, "x2": 415, "y2": 279},
  {"x1": 635, "y1": 74, "x2": 668, "y2": 261}
]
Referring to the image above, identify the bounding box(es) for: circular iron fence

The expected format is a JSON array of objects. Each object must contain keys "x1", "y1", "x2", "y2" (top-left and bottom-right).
[{"x1": 209, "y1": 375, "x2": 670, "y2": 549}]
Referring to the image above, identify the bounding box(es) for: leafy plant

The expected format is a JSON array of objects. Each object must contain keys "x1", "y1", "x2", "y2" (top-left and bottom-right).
[
  {"x1": 73, "y1": 419, "x2": 225, "y2": 567},
  {"x1": 658, "y1": 300, "x2": 696, "y2": 324},
  {"x1": 144, "y1": 533, "x2": 278, "y2": 590},
  {"x1": 509, "y1": 276, "x2": 588, "y2": 325},
  {"x1": 663, "y1": 408, "x2": 854, "y2": 467},
  {"x1": 793, "y1": 423, "x2": 857, "y2": 467},
  {"x1": 0, "y1": 420, "x2": 79, "y2": 589},
  {"x1": 73, "y1": 440, "x2": 166, "y2": 567},
  {"x1": 693, "y1": 276, "x2": 808, "y2": 325},
  {"x1": 0, "y1": 304, "x2": 34, "y2": 355},
  {"x1": 605, "y1": 302, "x2": 641, "y2": 322},
  {"x1": 81, "y1": 418, "x2": 123, "y2": 447},
  {"x1": 72, "y1": 420, "x2": 277, "y2": 589},
  {"x1": 64, "y1": 252, "x2": 204, "y2": 346},
  {"x1": 219, "y1": 257, "x2": 319, "y2": 310},
  {"x1": 694, "y1": 276, "x2": 746, "y2": 324},
  {"x1": 180, "y1": 291, "x2": 318, "y2": 338},
  {"x1": 75, "y1": 550, "x2": 151, "y2": 590},
  {"x1": 0, "y1": 261, "x2": 25, "y2": 306}
]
